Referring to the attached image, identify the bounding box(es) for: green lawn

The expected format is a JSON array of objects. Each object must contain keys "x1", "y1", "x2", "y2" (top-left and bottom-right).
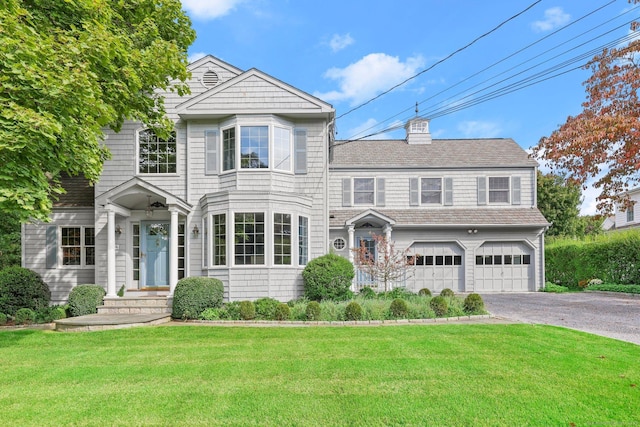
[{"x1": 0, "y1": 324, "x2": 638, "y2": 426}]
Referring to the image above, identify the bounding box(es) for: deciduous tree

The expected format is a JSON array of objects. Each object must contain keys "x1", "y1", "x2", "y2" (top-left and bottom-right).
[
  {"x1": 537, "y1": 171, "x2": 582, "y2": 237},
  {"x1": 352, "y1": 234, "x2": 415, "y2": 292},
  {"x1": 0, "y1": 0, "x2": 195, "y2": 222},
  {"x1": 534, "y1": 0, "x2": 640, "y2": 214}
]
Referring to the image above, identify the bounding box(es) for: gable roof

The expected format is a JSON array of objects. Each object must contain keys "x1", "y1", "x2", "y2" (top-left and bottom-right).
[
  {"x1": 175, "y1": 68, "x2": 334, "y2": 119},
  {"x1": 330, "y1": 138, "x2": 538, "y2": 169}
]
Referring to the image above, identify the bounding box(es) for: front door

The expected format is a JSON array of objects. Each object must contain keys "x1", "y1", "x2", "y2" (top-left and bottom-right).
[{"x1": 140, "y1": 222, "x2": 170, "y2": 288}]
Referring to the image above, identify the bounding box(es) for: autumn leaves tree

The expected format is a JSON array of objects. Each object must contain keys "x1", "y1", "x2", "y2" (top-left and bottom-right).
[
  {"x1": 352, "y1": 234, "x2": 415, "y2": 292},
  {"x1": 0, "y1": 0, "x2": 195, "y2": 222},
  {"x1": 534, "y1": 0, "x2": 640, "y2": 213}
]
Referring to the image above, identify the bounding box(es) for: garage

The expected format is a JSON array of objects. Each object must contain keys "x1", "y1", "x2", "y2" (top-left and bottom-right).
[
  {"x1": 474, "y1": 241, "x2": 534, "y2": 292},
  {"x1": 409, "y1": 242, "x2": 465, "y2": 292}
]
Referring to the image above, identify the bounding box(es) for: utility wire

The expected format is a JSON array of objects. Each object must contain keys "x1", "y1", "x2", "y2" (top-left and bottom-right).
[
  {"x1": 347, "y1": 1, "x2": 634, "y2": 141},
  {"x1": 334, "y1": 0, "x2": 542, "y2": 120}
]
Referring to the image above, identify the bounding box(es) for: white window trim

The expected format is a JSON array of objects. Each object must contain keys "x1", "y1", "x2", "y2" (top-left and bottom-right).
[
  {"x1": 420, "y1": 177, "x2": 443, "y2": 205},
  {"x1": 352, "y1": 177, "x2": 377, "y2": 206},
  {"x1": 58, "y1": 226, "x2": 95, "y2": 269},
  {"x1": 136, "y1": 127, "x2": 179, "y2": 176},
  {"x1": 487, "y1": 176, "x2": 511, "y2": 204},
  {"x1": 218, "y1": 116, "x2": 294, "y2": 175}
]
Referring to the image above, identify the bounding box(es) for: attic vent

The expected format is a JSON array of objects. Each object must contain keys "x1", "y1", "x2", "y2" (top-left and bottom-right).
[{"x1": 202, "y1": 70, "x2": 219, "y2": 87}]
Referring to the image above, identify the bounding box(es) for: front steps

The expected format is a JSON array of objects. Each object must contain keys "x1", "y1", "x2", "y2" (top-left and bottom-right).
[
  {"x1": 54, "y1": 296, "x2": 173, "y2": 331},
  {"x1": 98, "y1": 296, "x2": 172, "y2": 315}
]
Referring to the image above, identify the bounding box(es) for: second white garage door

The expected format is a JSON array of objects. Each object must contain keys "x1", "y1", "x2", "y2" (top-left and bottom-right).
[{"x1": 474, "y1": 242, "x2": 533, "y2": 292}]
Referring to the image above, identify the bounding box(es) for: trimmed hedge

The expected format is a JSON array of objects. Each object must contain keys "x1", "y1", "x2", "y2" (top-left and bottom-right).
[
  {"x1": 546, "y1": 231, "x2": 640, "y2": 287},
  {"x1": 68, "y1": 285, "x2": 106, "y2": 317},
  {"x1": 302, "y1": 253, "x2": 354, "y2": 301},
  {"x1": 172, "y1": 277, "x2": 224, "y2": 320},
  {"x1": 15, "y1": 308, "x2": 36, "y2": 325},
  {"x1": 587, "y1": 284, "x2": 640, "y2": 294},
  {"x1": 0, "y1": 267, "x2": 51, "y2": 315}
]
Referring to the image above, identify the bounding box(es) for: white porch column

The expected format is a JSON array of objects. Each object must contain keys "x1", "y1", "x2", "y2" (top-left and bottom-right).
[
  {"x1": 383, "y1": 224, "x2": 392, "y2": 241},
  {"x1": 106, "y1": 209, "x2": 117, "y2": 297},
  {"x1": 169, "y1": 208, "x2": 179, "y2": 295},
  {"x1": 347, "y1": 225, "x2": 355, "y2": 263}
]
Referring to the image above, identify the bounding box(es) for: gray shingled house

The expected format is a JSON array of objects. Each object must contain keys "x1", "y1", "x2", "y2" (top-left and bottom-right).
[{"x1": 21, "y1": 55, "x2": 549, "y2": 304}]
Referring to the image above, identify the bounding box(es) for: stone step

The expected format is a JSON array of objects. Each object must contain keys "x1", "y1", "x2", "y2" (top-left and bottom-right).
[
  {"x1": 98, "y1": 305, "x2": 172, "y2": 315},
  {"x1": 102, "y1": 297, "x2": 172, "y2": 307}
]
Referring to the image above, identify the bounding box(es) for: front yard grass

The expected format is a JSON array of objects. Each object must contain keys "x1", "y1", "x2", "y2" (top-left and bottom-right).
[{"x1": 1, "y1": 324, "x2": 638, "y2": 426}]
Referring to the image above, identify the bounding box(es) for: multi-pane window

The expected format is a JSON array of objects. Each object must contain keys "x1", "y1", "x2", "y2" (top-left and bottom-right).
[
  {"x1": 273, "y1": 127, "x2": 291, "y2": 171},
  {"x1": 299, "y1": 216, "x2": 309, "y2": 265},
  {"x1": 234, "y1": 213, "x2": 265, "y2": 265},
  {"x1": 138, "y1": 129, "x2": 177, "y2": 174},
  {"x1": 223, "y1": 128, "x2": 236, "y2": 171},
  {"x1": 61, "y1": 227, "x2": 94, "y2": 266},
  {"x1": 627, "y1": 206, "x2": 635, "y2": 222},
  {"x1": 240, "y1": 126, "x2": 269, "y2": 168},
  {"x1": 178, "y1": 223, "x2": 185, "y2": 280},
  {"x1": 475, "y1": 254, "x2": 531, "y2": 265},
  {"x1": 489, "y1": 177, "x2": 510, "y2": 203},
  {"x1": 133, "y1": 224, "x2": 140, "y2": 280},
  {"x1": 274, "y1": 213, "x2": 292, "y2": 265},
  {"x1": 421, "y1": 178, "x2": 442, "y2": 204},
  {"x1": 213, "y1": 214, "x2": 226, "y2": 266},
  {"x1": 354, "y1": 178, "x2": 375, "y2": 205}
]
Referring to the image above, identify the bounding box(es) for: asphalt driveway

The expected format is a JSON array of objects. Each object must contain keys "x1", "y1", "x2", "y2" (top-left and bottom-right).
[{"x1": 481, "y1": 292, "x2": 640, "y2": 346}]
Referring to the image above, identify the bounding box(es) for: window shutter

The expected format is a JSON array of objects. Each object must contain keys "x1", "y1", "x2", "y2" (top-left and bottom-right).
[
  {"x1": 46, "y1": 226, "x2": 57, "y2": 269},
  {"x1": 294, "y1": 129, "x2": 307, "y2": 174},
  {"x1": 444, "y1": 177, "x2": 454, "y2": 206},
  {"x1": 376, "y1": 178, "x2": 385, "y2": 207},
  {"x1": 477, "y1": 177, "x2": 487, "y2": 205},
  {"x1": 409, "y1": 178, "x2": 419, "y2": 206},
  {"x1": 205, "y1": 130, "x2": 218, "y2": 175},
  {"x1": 512, "y1": 176, "x2": 521, "y2": 205},
  {"x1": 342, "y1": 178, "x2": 352, "y2": 207}
]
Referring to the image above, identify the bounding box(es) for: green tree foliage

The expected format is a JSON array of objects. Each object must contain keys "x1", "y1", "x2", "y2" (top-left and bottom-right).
[
  {"x1": 537, "y1": 172, "x2": 583, "y2": 237},
  {"x1": 0, "y1": 211, "x2": 21, "y2": 268},
  {"x1": 0, "y1": 0, "x2": 196, "y2": 222}
]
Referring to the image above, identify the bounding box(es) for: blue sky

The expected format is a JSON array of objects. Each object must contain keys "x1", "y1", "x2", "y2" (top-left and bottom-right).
[{"x1": 180, "y1": 0, "x2": 640, "y2": 215}]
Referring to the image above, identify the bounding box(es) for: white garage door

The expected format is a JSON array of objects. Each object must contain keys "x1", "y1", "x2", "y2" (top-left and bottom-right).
[
  {"x1": 475, "y1": 242, "x2": 533, "y2": 292},
  {"x1": 409, "y1": 242, "x2": 465, "y2": 292}
]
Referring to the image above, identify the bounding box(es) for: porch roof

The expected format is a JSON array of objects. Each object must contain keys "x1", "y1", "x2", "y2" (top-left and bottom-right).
[{"x1": 330, "y1": 208, "x2": 550, "y2": 229}]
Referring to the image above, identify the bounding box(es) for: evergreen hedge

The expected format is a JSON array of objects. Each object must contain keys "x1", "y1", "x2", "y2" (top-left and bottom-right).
[
  {"x1": 546, "y1": 231, "x2": 640, "y2": 287},
  {"x1": 0, "y1": 267, "x2": 51, "y2": 315},
  {"x1": 172, "y1": 277, "x2": 224, "y2": 320}
]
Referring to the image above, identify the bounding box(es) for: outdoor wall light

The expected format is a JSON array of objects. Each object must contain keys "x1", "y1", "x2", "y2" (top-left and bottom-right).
[
  {"x1": 467, "y1": 229, "x2": 478, "y2": 234},
  {"x1": 115, "y1": 225, "x2": 123, "y2": 235},
  {"x1": 192, "y1": 225, "x2": 200, "y2": 238}
]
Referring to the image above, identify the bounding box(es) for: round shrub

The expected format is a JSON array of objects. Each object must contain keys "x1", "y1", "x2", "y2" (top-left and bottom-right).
[
  {"x1": 171, "y1": 277, "x2": 224, "y2": 320},
  {"x1": 359, "y1": 286, "x2": 377, "y2": 299},
  {"x1": 274, "y1": 303, "x2": 291, "y2": 321},
  {"x1": 0, "y1": 267, "x2": 51, "y2": 316},
  {"x1": 344, "y1": 301, "x2": 363, "y2": 321},
  {"x1": 440, "y1": 288, "x2": 455, "y2": 297},
  {"x1": 389, "y1": 298, "x2": 409, "y2": 318},
  {"x1": 14, "y1": 308, "x2": 36, "y2": 325},
  {"x1": 0, "y1": 312, "x2": 7, "y2": 325},
  {"x1": 305, "y1": 301, "x2": 321, "y2": 320},
  {"x1": 418, "y1": 288, "x2": 432, "y2": 297},
  {"x1": 68, "y1": 285, "x2": 106, "y2": 317},
  {"x1": 239, "y1": 301, "x2": 256, "y2": 320},
  {"x1": 35, "y1": 306, "x2": 66, "y2": 323},
  {"x1": 463, "y1": 293, "x2": 485, "y2": 313},
  {"x1": 430, "y1": 296, "x2": 448, "y2": 317},
  {"x1": 302, "y1": 253, "x2": 355, "y2": 301},
  {"x1": 254, "y1": 297, "x2": 280, "y2": 320}
]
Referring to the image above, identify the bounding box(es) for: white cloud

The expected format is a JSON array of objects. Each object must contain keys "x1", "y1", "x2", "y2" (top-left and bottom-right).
[
  {"x1": 315, "y1": 53, "x2": 426, "y2": 106},
  {"x1": 457, "y1": 120, "x2": 502, "y2": 138},
  {"x1": 531, "y1": 7, "x2": 570, "y2": 32},
  {"x1": 187, "y1": 52, "x2": 207, "y2": 63},
  {"x1": 181, "y1": 0, "x2": 244, "y2": 20},
  {"x1": 329, "y1": 33, "x2": 354, "y2": 52}
]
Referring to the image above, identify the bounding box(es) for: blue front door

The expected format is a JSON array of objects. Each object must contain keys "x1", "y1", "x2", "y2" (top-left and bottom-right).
[{"x1": 141, "y1": 222, "x2": 170, "y2": 288}]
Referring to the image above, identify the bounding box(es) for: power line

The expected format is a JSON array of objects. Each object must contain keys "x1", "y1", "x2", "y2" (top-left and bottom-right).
[
  {"x1": 334, "y1": 0, "x2": 542, "y2": 121},
  {"x1": 346, "y1": 1, "x2": 628, "y2": 141}
]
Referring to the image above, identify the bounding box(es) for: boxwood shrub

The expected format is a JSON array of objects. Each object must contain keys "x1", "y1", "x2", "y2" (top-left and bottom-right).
[
  {"x1": 344, "y1": 301, "x2": 362, "y2": 321},
  {"x1": 389, "y1": 298, "x2": 409, "y2": 318},
  {"x1": 68, "y1": 285, "x2": 106, "y2": 317},
  {"x1": 254, "y1": 297, "x2": 280, "y2": 320},
  {"x1": 463, "y1": 293, "x2": 484, "y2": 314},
  {"x1": 274, "y1": 303, "x2": 291, "y2": 321},
  {"x1": 172, "y1": 277, "x2": 224, "y2": 320},
  {"x1": 14, "y1": 307, "x2": 36, "y2": 325},
  {"x1": 0, "y1": 267, "x2": 51, "y2": 316},
  {"x1": 430, "y1": 296, "x2": 448, "y2": 317},
  {"x1": 305, "y1": 301, "x2": 321, "y2": 320},
  {"x1": 239, "y1": 301, "x2": 256, "y2": 320},
  {"x1": 302, "y1": 253, "x2": 354, "y2": 301}
]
